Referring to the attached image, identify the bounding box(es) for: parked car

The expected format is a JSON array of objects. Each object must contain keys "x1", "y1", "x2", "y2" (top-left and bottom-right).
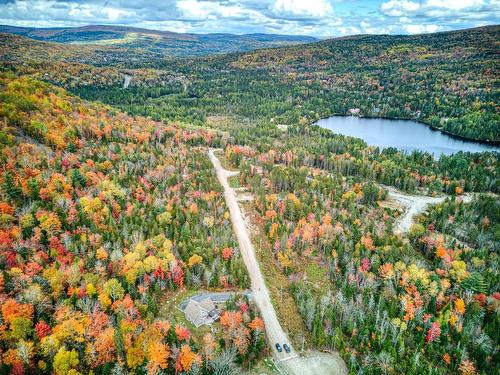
[
  {"x1": 283, "y1": 343, "x2": 291, "y2": 353},
  {"x1": 275, "y1": 343, "x2": 282, "y2": 352}
]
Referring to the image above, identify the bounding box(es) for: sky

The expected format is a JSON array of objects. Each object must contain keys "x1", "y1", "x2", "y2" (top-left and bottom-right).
[{"x1": 0, "y1": 0, "x2": 498, "y2": 37}]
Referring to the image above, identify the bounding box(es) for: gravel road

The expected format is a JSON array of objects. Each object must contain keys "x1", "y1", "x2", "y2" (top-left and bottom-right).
[
  {"x1": 122, "y1": 74, "x2": 131, "y2": 88},
  {"x1": 208, "y1": 149, "x2": 294, "y2": 360},
  {"x1": 209, "y1": 149, "x2": 347, "y2": 374}
]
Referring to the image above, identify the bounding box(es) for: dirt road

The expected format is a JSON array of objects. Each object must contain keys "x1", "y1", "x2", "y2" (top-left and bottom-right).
[
  {"x1": 122, "y1": 74, "x2": 131, "y2": 88},
  {"x1": 208, "y1": 149, "x2": 295, "y2": 361},
  {"x1": 209, "y1": 149, "x2": 347, "y2": 374}
]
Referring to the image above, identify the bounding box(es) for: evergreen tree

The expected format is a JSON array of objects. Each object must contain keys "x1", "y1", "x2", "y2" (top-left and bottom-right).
[{"x1": 2, "y1": 172, "x2": 22, "y2": 202}]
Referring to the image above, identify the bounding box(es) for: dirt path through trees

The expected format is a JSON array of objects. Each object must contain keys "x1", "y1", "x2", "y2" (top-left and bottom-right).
[
  {"x1": 209, "y1": 149, "x2": 347, "y2": 374},
  {"x1": 122, "y1": 73, "x2": 131, "y2": 88}
]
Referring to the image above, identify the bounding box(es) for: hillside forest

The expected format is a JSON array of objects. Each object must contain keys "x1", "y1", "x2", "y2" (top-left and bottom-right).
[{"x1": 0, "y1": 24, "x2": 498, "y2": 375}]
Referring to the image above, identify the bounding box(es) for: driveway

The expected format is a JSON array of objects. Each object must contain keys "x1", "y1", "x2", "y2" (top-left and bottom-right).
[{"x1": 384, "y1": 186, "x2": 472, "y2": 233}]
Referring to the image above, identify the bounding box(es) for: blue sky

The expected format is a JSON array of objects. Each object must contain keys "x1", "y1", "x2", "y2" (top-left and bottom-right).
[{"x1": 0, "y1": 0, "x2": 498, "y2": 37}]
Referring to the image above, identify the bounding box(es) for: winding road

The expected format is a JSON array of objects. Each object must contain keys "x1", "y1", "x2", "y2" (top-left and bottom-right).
[{"x1": 209, "y1": 149, "x2": 347, "y2": 374}]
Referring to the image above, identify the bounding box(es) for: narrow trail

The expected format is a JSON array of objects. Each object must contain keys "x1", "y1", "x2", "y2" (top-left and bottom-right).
[
  {"x1": 208, "y1": 149, "x2": 347, "y2": 374},
  {"x1": 384, "y1": 186, "x2": 472, "y2": 233},
  {"x1": 122, "y1": 73, "x2": 131, "y2": 88}
]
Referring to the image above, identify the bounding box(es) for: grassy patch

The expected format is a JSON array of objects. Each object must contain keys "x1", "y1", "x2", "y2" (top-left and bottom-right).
[
  {"x1": 214, "y1": 149, "x2": 239, "y2": 172},
  {"x1": 304, "y1": 263, "x2": 327, "y2": 285},
  {"x1": 229, "y1": 175, "x2": 241, "y2": 188},
  {"x1": 69, "y1": 32, "x2": 162, "y2": 46},
  {"x1": 206, "y1": 114, "x2": 239, "y2": 131},
  {"x1": 248, "y1": 357, "x2": 282, "y2": 374},
  {"x1": 300, "y1": 262, "x2": 330, "y2": 294}
]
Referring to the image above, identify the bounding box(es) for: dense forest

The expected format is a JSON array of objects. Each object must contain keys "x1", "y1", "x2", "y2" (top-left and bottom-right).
[
  {"x1": 0, "y1": 24, "x2": 499, "y2": 375},
  {"x1": 72, "y1": 26, "x2": 499, "y2": 143},
  {"x1": 2, "y1": 27, "x2": 498, "y2": 142},
  {"x1": 0, "y1": 74, "x2": 266, "y2": 374},
  {"x1": 129, "y1": 26, "x2": 499, "y2": 143},
  {"x1": 219, "y1": 127, "x2": 499, "y2": 374}
]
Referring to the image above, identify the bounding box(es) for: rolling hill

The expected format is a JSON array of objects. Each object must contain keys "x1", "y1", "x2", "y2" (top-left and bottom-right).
[
  {"x1": 1, "y1": 25, "x2": 498, "y2": 142},
  {"x1": 74, "y1": 25, "x2": 500, "y2": 142},
  {"x1": 0, "y1": 24, "x2": 317, "y2": 57}
]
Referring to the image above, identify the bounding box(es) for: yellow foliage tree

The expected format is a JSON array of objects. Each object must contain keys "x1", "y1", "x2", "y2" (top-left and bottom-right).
[
  {"x1": 146, "y1": 342, "x2": 169, "y2": 374},
  {"x1": 188, "y1": 254, "x2": 203, "y2": 268},
  {"x1": 53, "y1": 347, "x2": 81, "y2": 375}
]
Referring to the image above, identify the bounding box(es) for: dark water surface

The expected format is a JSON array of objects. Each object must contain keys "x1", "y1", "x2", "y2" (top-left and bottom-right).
[{"x1": 315, "y1": 116, "x2": 499, "y2": 156}]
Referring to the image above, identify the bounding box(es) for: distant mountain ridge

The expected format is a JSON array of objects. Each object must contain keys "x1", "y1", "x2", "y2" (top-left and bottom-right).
[
  {"x1": 1, "y1": 25, "x2": 497, "y2": 141},
  {"x1": 0, "y1": 24, "x2": 318, "y2": 56}
]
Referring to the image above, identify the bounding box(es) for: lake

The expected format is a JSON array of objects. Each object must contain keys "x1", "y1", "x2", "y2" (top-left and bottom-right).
[{"x1": 315, "y1": 116, "x2": 499, "y2": 156}]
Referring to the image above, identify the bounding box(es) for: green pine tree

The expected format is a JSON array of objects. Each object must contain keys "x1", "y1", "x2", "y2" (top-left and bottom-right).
[{"x1": 2, "y1": 172, "x2": 22, "y2": 202}]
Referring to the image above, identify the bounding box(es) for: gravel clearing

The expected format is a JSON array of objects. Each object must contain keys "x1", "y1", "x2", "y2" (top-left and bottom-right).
[{"x1": 384, "y1": 186, "x2": 472, "y2": 233}]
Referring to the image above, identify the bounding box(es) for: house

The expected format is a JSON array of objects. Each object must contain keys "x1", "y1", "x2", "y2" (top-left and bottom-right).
[
  {"x1": 179, "y1": 291, "x2": 252, "y2": 327},
  {"x1": 250, "y1": 164, "x2": 263, "y2": 176},
  {"x1": 349, "y1": 108, "x2": 360, "y2": 115},
  {"x1": 182, "y1": 297, "x2": 219, "y2": 327}
]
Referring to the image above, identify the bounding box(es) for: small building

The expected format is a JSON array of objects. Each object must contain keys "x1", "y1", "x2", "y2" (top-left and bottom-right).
[
  {"x1": 179, "y1": 291, "x2": 252, "y2": 327},
  {"x1": 250, "y1": 164, "x2": 263, "y2": 176},
  {"x1": 182, "y1": 297, "x2": 219, "y2": 327},
  {"x1": 349, "y1": 108, "x2": 361, "y2": 115}
]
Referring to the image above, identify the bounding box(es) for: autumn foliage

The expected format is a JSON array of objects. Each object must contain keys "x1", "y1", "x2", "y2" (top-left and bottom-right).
[{"x1": 0, "y1": 74, "x2": 264, "y2": 374}]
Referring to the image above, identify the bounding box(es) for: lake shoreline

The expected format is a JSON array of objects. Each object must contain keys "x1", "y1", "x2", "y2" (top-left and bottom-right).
[
  {"x1": 313, "y1": 113, "x2": 500, "y2": 147},
  {"x1": 313, "y1": 115, "x2": 500, "y2": 156}
]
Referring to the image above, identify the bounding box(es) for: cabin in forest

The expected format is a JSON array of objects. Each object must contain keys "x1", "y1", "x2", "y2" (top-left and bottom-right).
[
  {"x1": 250, "y1": 164, "x2": 263, "y2": 176},
  {"x1": 182, "y1": 297, "x2": 219, "y2": 327},
  {"x1": 179, "y1": 291, "x2": 252, "y2": 327}
]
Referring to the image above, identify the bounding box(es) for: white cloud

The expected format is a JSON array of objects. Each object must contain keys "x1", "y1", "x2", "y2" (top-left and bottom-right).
[
  {"x1": 357, "y1": 19, "x2": 399, "y2": 35},
  {"x1": 0, "y1": 0, "x2": 497, "y2": 38},
  {"x1": 360, "y1": 20, "x2": 379, "y2": 34},
  {"x1": 381, "y1": 0, "x2": 496, "y2": 18},
  {"x1": 272, "y1": 0, "x2": 334, "y2": 18},
  {"x1": 381, "y1": 0, "x2": 420, "y2": 16},
  {"x1": 338, "y1": 26, "x2": 361, "y2": 35},
  {"x1": 1, "y1": 0, "x2": 137, "y2": 24},
  {"x1": 403, "y1": 23, "x2": 441, "y2": 33},
  {"x1": 176, "y1": 0, "x2": 256, "y2": 20},
  {"x1": 425, "y1": 0, "x2": 484, "y2": 10}
]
